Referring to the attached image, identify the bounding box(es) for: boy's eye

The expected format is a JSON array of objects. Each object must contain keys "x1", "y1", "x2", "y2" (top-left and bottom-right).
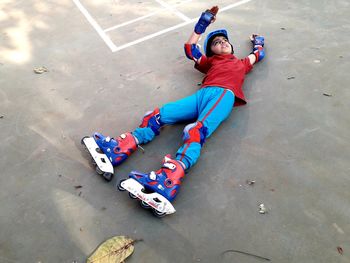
[{"x1": 212, "y1": 39, "x2": 228, "y2": 46}]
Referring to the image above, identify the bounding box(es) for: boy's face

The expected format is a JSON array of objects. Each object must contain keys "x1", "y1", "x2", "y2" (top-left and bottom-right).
[{"x1": 210, "y1": 36, "x2": 232, "y2": 55}]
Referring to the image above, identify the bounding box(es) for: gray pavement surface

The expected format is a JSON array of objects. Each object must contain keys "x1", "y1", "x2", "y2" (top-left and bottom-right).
[{"x1": 1, "y1": 0, "x2": 350, "y2": 262}]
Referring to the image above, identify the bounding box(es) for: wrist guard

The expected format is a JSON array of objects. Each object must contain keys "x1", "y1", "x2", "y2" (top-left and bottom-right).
[
  {"x1": 194, "y1": 7, "x2": 218, "y2": 34},
  {"x1": 250, "y1": 35, "x2": 265, "y2": 62},
  {"x1": 251, "y1": 35, "x2": 265, "y2": 46}
]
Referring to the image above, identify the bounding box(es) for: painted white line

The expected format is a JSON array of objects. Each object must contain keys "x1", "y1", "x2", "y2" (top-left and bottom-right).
[
  {"x1": 104, "y1": 11, "x2": 157, "y2": 32},
  {"x1": 104, "y1": 0, "x2": 193, "y2": 33},
  {"x1": 154, "y1": 0, "x2": 191, "y2": 22},
  {"x1": 74, "y1": 0, "x2": 254, "y2": 52},
  {"x1": 72, "y1": 0, "x2": 118, "y2": 52},
  {"x1": 113, "y1": 20, "x2": 193, "y2": 52},
  {"x1": 219, "y1": 0, "x2": 254, "y2": 12},
  {"x1": 112, "y1": 0, "x2": 254, "y2": 52}
]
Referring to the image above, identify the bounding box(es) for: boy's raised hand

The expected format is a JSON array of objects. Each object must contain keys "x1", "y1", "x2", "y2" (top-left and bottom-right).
[
  {"x1": 250, "y1": 34, "x2": 265, "y2": 47},
  {"x1": 194, "y1": 6, "x2": 219, "y2": 34},
  {"x1": 249, "y1": 34, "x2": 265, "y2": 64}
]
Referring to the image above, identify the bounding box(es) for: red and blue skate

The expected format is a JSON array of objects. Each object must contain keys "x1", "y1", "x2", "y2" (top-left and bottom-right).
[
  {"x1": 118, "y1": 155, "x2": 185, "y2": 217},
  {"x1": 81, "y1": 132, "x2": 137, "y2": 181}
]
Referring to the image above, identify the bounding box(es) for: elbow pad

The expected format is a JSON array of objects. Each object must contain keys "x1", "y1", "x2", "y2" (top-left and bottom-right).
[{"x1": 184, "y1": 43, "x2": 203, "y2": 61}]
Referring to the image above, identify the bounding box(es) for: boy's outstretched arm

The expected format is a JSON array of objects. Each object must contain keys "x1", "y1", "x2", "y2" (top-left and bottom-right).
[
  {"x1": 248, "y1": 34, "x2": 265, "y2": 65},
  {"x1": 184, "y1": 6, "x2": 218, "y2": 63}
]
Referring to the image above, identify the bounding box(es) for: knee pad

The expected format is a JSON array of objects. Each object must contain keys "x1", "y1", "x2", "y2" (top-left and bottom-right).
[
  {"x1": 139, "y1": 108, "x2": 163, "y2": 135},
  {"x1": 182, "y1": 121, "x2": 208, "y2": 146}
]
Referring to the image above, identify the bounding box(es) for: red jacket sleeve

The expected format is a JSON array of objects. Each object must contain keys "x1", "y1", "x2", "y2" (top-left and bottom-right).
[{"x1": 240, "y1": 57, "x2": 253, "y2": 74}]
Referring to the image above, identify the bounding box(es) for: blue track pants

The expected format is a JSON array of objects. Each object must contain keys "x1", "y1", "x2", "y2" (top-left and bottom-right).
[{"x1": 133, "y1": 87, "x2": 235, "y2": 170}]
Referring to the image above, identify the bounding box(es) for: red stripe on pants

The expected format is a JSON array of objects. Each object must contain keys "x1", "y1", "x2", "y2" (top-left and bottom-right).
[{"x1": 201, "y1": 89, "x2": 227, "y2": 122}]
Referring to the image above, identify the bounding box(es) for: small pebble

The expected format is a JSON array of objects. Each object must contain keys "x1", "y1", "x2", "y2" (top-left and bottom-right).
[
  {"x1": 246, "y1": 180, "x2": 255, "y2": 185},
  {"x1": 259, "y1": 204, "x2": 267, "y2": 214}
]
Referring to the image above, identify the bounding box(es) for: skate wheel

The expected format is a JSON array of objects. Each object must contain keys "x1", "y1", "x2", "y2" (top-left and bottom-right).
[
  {"x1": 140, "y1": 201, "x2": 151, "y2": 209},
  {"x1": 81, "y1": 136, "x2": 89, "y2": 145},
  {"x1": 96, "y1": 147, "x2": 103, "y2": 154},
  {"x1": 152, "y1": 209, "x2": 166, "y2": 218},
  {"x1": 81, "y1": 136, "x2": 90, "y2": 152},
  {"x1": 128, "y1": 192, "x2": 138, "y2": 199},
  {"x1": 95, "y1": 166, "x2": 103, "y2": 175},
  {"x1": 103, "y1": 172, "x2": 113, "y2": 182},
  {"x1": 117, "y1": 179, "x2": 126, "y2": 191}
]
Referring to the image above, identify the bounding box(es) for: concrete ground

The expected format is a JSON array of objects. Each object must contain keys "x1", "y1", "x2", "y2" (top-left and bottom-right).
[{"x1": 1, "y1": 0, "x2": 349, "y2": 262}]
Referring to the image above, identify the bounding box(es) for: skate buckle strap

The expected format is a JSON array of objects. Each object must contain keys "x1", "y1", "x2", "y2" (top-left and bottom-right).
[
  {"x1": 150, "y1": 171, "x2": 157, "y2": 180},
  {"x1": 163, "y1": 162, "x2": 176, "y2": 170}
]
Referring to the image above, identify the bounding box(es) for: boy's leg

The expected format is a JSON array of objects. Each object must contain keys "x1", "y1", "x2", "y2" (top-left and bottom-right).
[
  {"x1": 175, "y1": 87, "x2": 235, "y2": 169},
  {"x1": 132, "y1": 108, "x2": 163, "y2": 144},
  {"x1": 133, "y1": 92, "x2": 199, "y2": 144},
  {"x1": 120, "y1": 88, "x2": 233, "y2": 205},
  {"x1": 95, "y1": 92, "x2": 199, "y2": 168},
  {"x1": 119, "y1": 93, "x2": 199, "y2": 204},
  {"x1": 160, "y1": 92, "x2": 199, "y2": 124}
]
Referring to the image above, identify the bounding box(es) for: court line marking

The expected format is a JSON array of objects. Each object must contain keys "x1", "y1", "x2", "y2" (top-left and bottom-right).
[
  {"x1": 74, "y1": 0, "x2": 254, "y2": 53},
  {"x1": 73, "y1": 0, "x2": 118, "y2": 52},
  {"x1": 111, "y1": 0, "x2": 254, "y2": 52},
  {"x1": 104, "y1": 0, "x2": 192, "y2": 32},
  {"x1": 220, "y1": 0, "x2": 253, "y2": 12},
  {"x1": 113, "y1": 19, "x2": 193, "y2": 52},
  {"x1": 154, "y1": 0, "x2": 191, "y2": 22},
  {"x1": 104, "y1": 11, "x2": 158, "y2": 33}
]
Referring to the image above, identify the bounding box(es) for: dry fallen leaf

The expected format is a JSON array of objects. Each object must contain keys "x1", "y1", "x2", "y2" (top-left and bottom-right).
[
  {"x1": 33, "y1": 66, "x2": 48, "y2": 74},
  {"x1": 87, "y1": 236, "x2": 137, "y2": 263},
  {"x1": 337, "y1": 246, "x2": 343, "y2": 255}
]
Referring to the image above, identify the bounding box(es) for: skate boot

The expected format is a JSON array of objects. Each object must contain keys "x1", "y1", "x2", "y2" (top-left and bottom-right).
[
  {"x1": 81, "y1": 132, "x2": 137, "y2": 181},
  {"x1": 118, "y1": 155, "x2": 185, "y2": 217}
]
